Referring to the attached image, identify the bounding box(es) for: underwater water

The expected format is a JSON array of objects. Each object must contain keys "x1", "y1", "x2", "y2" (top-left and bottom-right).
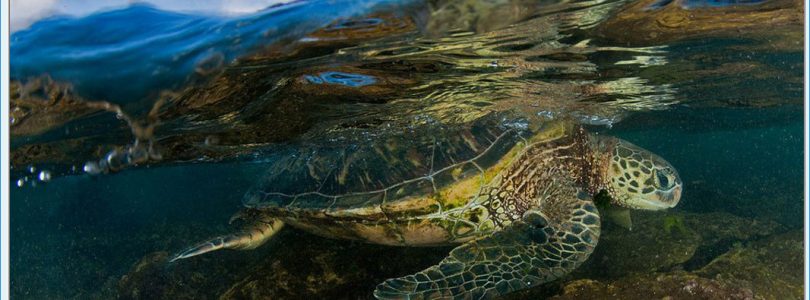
[{"x1": 9, "y1": 0, "x2": 804, "y2": 299}]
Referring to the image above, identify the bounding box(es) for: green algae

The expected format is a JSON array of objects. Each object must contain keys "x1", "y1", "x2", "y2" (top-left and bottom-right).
[{"x1": 662, "y1": 214, "x2": 688, "y2": 235}]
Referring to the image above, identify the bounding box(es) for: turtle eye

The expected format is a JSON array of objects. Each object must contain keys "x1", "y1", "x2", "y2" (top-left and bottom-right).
[{"x1": 655, "y1": 170, "x2": 670, "y2": 189}]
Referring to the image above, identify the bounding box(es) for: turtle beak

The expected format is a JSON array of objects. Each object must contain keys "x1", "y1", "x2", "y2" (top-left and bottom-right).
[
  {"x1": 655, "y1": 184, "x2": 681, "y2": 209},
  {"x1": 670, "y1": 185, "x2": 682, "y2": 204}
]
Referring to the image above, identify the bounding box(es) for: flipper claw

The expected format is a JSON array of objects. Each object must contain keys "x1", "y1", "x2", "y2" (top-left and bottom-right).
[
  {"x1": 170, "y1": 236, "x2": 237, "y2": 262},
  {"x1": 170, "y1": 214, "x2": 284, "y2": 263}
]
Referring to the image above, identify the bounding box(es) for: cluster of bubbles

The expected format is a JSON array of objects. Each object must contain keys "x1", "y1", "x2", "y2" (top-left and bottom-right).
[
  {"x1": 83, "y1": 141, "x2": 161, "y2": 175},
  {"x1": 14, "y1": 141, "x2": 160, "y2": 188},
  {"x1": 15, "y1": 166, "x2": 52, "y2": 188}
]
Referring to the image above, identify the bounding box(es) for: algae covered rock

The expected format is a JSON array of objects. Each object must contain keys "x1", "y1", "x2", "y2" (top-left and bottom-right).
[
  {"x1": 577, "y1": 211, "x2": 783, "y2": 279},
  {"x1": 551, "y1": 229, "x2": 803, "y2": 300},
  {"x1": 117, "y1": 250, "x2": 259, "y2": 300},
  {"x1": 579, "y1": 210, "x2": 701, "y2": 278},
  {"x1": 551, "y1": 272, "x2": 755, "y2": 300},
  {"x1": 696, "y1": 230, "x2": 804, "y2": 300},
  {"x1": 551, "y1": 218, "x2": 799, "y2": 300}
]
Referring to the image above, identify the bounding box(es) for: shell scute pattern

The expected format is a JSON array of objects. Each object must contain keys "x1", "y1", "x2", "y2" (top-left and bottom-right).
[{"x1": 243, "y1": 114, "x2": 530, "y2": 218}]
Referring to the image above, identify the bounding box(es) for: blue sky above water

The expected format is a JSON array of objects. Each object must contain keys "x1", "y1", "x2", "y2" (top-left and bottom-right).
[{"x1": 11, "y1": 0, "x2": 291, "y2": 31}]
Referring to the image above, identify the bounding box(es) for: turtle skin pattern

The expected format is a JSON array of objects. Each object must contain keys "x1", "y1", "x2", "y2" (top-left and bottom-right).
[{"x1": 375, "y1": 198, "x2": 600, "y2": 299}]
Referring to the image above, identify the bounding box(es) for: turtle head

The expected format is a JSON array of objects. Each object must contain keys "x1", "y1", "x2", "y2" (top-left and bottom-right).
[{"x1": 599, "y1": 138, "x2": 682, "y2": 210}]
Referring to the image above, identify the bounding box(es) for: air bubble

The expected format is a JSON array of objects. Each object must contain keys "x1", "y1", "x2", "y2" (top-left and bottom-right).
[
  {"x1": 83, "y1": 161, "x2": 103, "y2": 175},
  {"x1": 16, "y1": 179, "x2": 24, "y2": 187},
  {"x1": 28, "y1": 165, "x2": 36, "y2": 173},
  {"x1": 38, "y1": 170, "x2": 52, "y2": 182},
  {"x1": 105, "y1": 150, "x2": 127, "y2": 171}
]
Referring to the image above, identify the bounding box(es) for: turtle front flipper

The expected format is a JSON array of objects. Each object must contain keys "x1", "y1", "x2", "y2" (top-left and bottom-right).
[
  {"x1": 170, "y1": 210, "x2": 284, "y2": 262},
  {"x1": 374, "y1": 200, "x2": 600, "y2": 299}
]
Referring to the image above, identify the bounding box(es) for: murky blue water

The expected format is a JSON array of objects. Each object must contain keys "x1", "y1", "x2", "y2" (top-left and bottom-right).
[{"x1": 9, "y1": 0, "x2": 804, "y2": 298}]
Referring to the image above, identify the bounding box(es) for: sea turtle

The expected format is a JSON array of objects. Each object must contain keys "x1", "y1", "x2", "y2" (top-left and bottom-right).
[{"x1": 171, "y1": 115, "x2": 682, "y2": 299}]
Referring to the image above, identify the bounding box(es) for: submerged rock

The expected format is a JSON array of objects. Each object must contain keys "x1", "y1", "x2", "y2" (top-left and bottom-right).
[
  {"x1": 579, "y1": 211, "x2": 701, "y2": 278},
  {"x1": 576, "y1": 211, "x2": 782, "y2": 278},
  {"x1": 551, "y1": 272, "x2": 756, "y2": 300},
  {"x1": 551, "y1": 226, "x2": 801, "y2": 300},
  {"x1": 696, "y1": 230, "x2": 804, "y2": 300}
]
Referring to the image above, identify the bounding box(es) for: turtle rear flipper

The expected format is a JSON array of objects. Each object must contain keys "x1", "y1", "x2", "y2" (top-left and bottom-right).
[
  {"x1": 170, "y1": 210, "x2": 284, "y2": 262},
  {"x1": 374, "y1": 200, "x2": 600, "y2": 299}
]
